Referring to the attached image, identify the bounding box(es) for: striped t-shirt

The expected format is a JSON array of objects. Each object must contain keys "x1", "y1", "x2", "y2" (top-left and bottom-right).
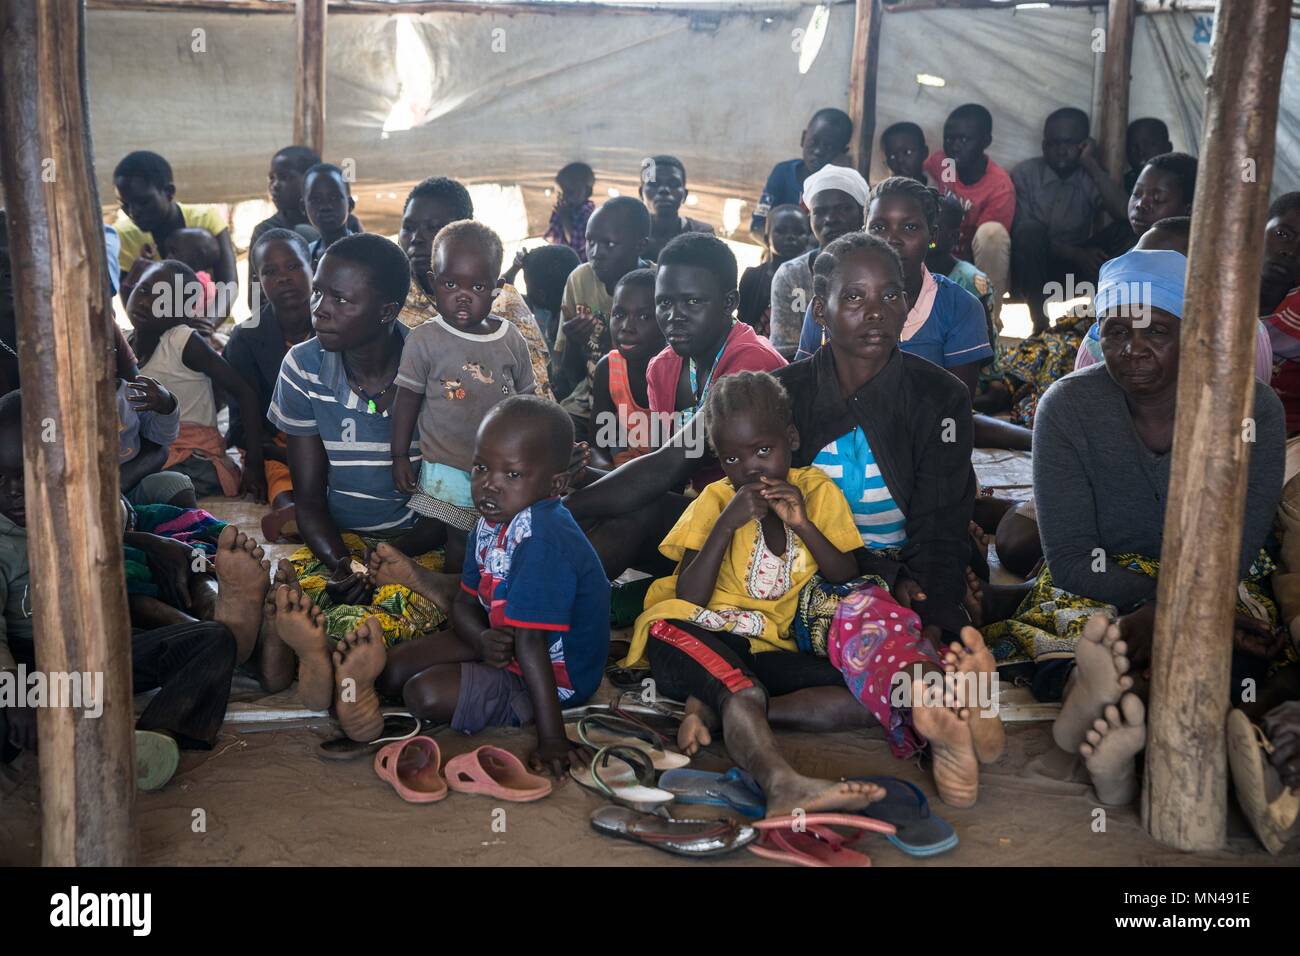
[
  {"x1": 268, "y1": 326, "x2": 420, "y2": 535},
  {"x1": 812, "y1": 427, "x2": 906, "y2": 549}
]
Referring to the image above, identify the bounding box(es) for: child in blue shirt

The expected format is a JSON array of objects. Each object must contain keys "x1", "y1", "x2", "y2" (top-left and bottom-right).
[
  {"x1": 749, "y1": 108, "x2": 853, "y2": 238},
  {"x1": 377, "y1": 395, "x2": 610, "y2": 778}
]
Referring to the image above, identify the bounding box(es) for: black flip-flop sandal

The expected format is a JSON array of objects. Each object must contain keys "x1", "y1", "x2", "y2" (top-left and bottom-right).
[{"x1": 316, "y1": 712, "x2": 430, "y2": 761}]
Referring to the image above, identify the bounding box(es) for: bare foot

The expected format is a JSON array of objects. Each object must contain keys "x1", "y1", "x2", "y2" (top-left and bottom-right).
[
  {"x1": 212, "y1": 525, "x2": 271, "y2": 664},
  {"x1": 912, "y1": 677, "x2": 981, "y2": 808},
  {"x1": 272, "y1": 583, "x2": 333, "y2": 710},
  {"x1": 258, "y1": 560, "x2": 298, "y2": 692},
  {"x1": 764, "y1": 774, "x2": 884, "y2": 818},
  {"x1": 332, "y1": 617, "x2": 388, "y2": 742},
  {"x1": 1052, "y1": 613, "x2": 1133, "y2": 753},
  {"x1": 969, "y1": 520, "x2": 992, "y2": 553},
  {"x1": 1079, "y1": 693, "x2": 1146, "y2": 806},
  {"x1": 367, "y1": 542, "x2": 459, "y2": 615},
  {"x1": 943, "y1": 626, "x2": 1005, "y2": 763},
  {"x1": 677, "y1": 695, "x2": 718, "y2": 756},
  {"x1": 964, "y1": 568, "x2": 985, "y2": 627}
]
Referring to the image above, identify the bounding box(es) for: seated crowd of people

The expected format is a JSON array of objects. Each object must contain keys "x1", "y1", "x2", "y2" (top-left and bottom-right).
[{"x1": 0, "y1": 98, "x2": 1297, "y2": 854}]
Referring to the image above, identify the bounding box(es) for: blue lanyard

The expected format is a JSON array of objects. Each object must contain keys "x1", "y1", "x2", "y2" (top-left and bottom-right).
[{"x1": 685, "y1": 323, "x2": 733, "y2": 419}]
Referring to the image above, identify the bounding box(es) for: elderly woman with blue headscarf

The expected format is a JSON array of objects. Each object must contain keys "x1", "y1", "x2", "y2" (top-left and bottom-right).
[{"x1": 984, "y1": 250, "x2": 1286, "y2": 766}]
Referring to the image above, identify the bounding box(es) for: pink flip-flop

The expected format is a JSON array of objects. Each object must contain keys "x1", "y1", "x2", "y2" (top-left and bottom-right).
[
  {"x1": 747, "y1": 813, "x2": 896, "y2": 867},
  {"x1": 373, "y1": 735, "x2": 449, "y2": 803},
  {"x1": 444, "y1": 745, "x2": 553, "y2": 802}
]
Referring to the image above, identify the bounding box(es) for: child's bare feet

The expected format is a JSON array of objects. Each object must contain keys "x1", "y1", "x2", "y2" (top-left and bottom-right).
[
  {"x1": 1052, "y1": 613, "x2": 1133, "y2": 753},
  {"x1": 969, "y1": 520, "x2": 992, "y2": 553},
  {"x1": 678, "y1": 696, "x2": 719, "y2": 756},
  {"x1": 332, "y1": 617, "x2": 388, "y2": 742},
  {"x1": 912, "y1": 677, "x2": 981, "y2": 808},
  {"x1": 943, "y1": 626, "x2": 1004, "y2": 763},
  {"x1": 258, "y1": 560, "x2": 298, "y2": 692},
  {"x1": 212, "y1": 525, "x2": 271, "y2": 664},
  {"x1": 1079, "y1": 693, "x2": 1146, "y2": 805},
  {"x1": 273, "y1": 583, "x2": 333, "y2": 710},
  {"x1": 764, "y1": 773, "x2": 884, "y2": 818},
  {"x1": 367, "y1": 542, "x2": 459, "y2": 615}
]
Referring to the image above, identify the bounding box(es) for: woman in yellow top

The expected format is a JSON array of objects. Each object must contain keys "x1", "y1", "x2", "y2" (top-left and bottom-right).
[{"x1": 626, "y1": 370, "x2": 891, "y2": 816}]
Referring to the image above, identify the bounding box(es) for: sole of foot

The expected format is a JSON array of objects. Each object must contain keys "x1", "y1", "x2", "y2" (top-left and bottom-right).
[
  {"x1": 273, "y1": 583, "x2": 334, "y2": 711},
  {"x1": 677, "y1": 696, "x2": 718, "y2": 756},
  {"x1": 912, "y1": 677, "x2": 980, "y2": 808},
  {"x1": 1079, "y1": 692, "x2": 1146, "y2": 806},
  {"x1": 1052, "y1": 613, "x2": 1133, "y2": 754},
  {"x1": 212, "y1": 525, "x2": 271, "y2": 665},
  {"x1": 332, "y1": 617, "x2": 388, "y2": 742},
  {"x1": 367, "y1": 542, "x2": 458, "y2": 615},
  {"x1": 257, "y1": 560, "x2": 300, "y2": 692},
  {"x1": 943, "y1": 626, "x2": 1004, "y2": 763}
]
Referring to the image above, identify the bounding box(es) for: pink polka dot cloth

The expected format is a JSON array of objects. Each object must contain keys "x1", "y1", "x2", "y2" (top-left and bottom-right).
[{"x1": 827, "y1": 585, "x2": 943, "y2": 759}]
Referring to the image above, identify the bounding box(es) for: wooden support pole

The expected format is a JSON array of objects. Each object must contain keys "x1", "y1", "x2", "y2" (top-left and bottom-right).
[
  {"x1": 1142, "y1": 0, "x2": 1291, "y2": 851},
  {"x1": 0, "y1": 0, "x2": 136, "y2": 865},
  {"x1": 848, "y1": 0, "x2": 883, "y2": 179},
  {"x1": 1099, "y1": 0, "x2": 1136, "y2": 186},
  {"x1": 294, "y1": 0, "x2": 327, "y2": 155}
]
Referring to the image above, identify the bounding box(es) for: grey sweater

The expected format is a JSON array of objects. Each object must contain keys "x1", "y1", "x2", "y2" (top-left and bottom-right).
[{"x1": 1032, "y1": 364, "x2": 1284, "y2": 609}]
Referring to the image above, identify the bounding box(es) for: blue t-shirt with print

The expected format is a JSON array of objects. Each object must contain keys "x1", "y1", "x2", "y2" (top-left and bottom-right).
[
  {"x1": 794, "y1": 272, "x2": 993, "y2": 369},
  {"x1": 461, "y1": 497, "x2": 610, "y2": 706}
]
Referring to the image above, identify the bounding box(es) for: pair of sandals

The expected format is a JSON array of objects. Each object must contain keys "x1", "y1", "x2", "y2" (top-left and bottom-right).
[{"x1": 373, "y1": 737, "x2": 552, "y2": 804}]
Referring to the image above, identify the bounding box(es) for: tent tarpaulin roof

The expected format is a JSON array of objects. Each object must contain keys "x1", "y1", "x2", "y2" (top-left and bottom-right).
[{"x1": 83, "y1": 2, "x2": 1298, "y2": 233}]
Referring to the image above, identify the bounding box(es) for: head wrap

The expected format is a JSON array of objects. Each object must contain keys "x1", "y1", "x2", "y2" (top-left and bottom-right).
[
  {"x1": 1093, "y1": 248, "x2": 1187, "y2": 321},
  {"x1": 802, "y1": 164, "x2": 870, "y2": 210}
]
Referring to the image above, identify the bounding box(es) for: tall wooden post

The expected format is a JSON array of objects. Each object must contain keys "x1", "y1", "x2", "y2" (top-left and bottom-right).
[
  {"x1": 1143, "y1": 0, "x2": 1291, "y2": 851},
  {"x1": 847, "y1": 0, "x2": 883, "y2": 179},
  {"x1": 1098, "y1": 0, "x2": 1136, "y2": 185},
  {"x1": 294, "y1": 0, "x2": 327, "y2": 155},
  {"x1": 0, "y1": 0, "x2": 136, "y2": 865}
]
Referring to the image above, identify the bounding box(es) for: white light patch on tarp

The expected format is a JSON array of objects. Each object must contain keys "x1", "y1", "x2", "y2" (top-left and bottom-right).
[
  {"x1": 798, "y1": 4, "x2": 829, "y2": 75},
  {"x1": 382, "y1": 16, "x2": 435, "y2": 137},
  {"x1": 916, "y1": 73, "x2": 946, "y2": 87}
]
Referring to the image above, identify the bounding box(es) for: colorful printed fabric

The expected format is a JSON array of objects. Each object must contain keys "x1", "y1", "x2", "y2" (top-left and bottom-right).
[
  {"x1": 827, "y1": 585, "x2": 944, "y2": 758},
  {"x1": 791, "y1": 572, "x2": 892, "y2": 657},
  {"x1": 290, "y1": 533, "x2": 446, "y2": 646},
  {"x1": 995, "y1": 313, "x2": 1091, "y2": 426},
  {"x1": 982, "y1": 551, "x2": 1278, "y2": 667},
  {"x1": 123, "y1": 505, "x2": 228, "y2": 600}
]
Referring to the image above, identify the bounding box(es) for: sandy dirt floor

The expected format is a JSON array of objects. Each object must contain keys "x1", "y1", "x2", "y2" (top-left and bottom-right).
[{"x1": 2, "y1": 696, "x2": 1294, "y2": 866}]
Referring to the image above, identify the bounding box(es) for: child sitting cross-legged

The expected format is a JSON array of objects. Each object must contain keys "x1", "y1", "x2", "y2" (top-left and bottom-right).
[
  {"x1": 625, "y1": 370, "x2": 886, "y2": 815},
  {"x1": 390, "y1": 220, "x2": 536, "y2": 570},
  {"x1": 365, "y1": 396, "x2": 610, "y2": 777},
  {"x1": 589, "y1": 268, "x2": 665, "y2": 469}
]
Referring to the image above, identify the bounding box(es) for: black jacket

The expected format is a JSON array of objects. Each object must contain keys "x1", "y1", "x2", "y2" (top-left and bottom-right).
[{"x1": 774, "y1": 346, "x2": 976, "y2": 635}]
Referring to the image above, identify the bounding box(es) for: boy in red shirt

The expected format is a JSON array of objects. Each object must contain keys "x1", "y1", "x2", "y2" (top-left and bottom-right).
[{"x1": 922, "y1": 104, "x2": 1014, "y2": 330}]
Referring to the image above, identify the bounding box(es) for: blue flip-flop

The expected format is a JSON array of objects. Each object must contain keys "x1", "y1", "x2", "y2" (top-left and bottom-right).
[
  {"x1": 849, "y1": 776, "x2": 958, "y2": 857},
  {"x1": 658, "y1": 767, "x2": 767, "y2": 818}
]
